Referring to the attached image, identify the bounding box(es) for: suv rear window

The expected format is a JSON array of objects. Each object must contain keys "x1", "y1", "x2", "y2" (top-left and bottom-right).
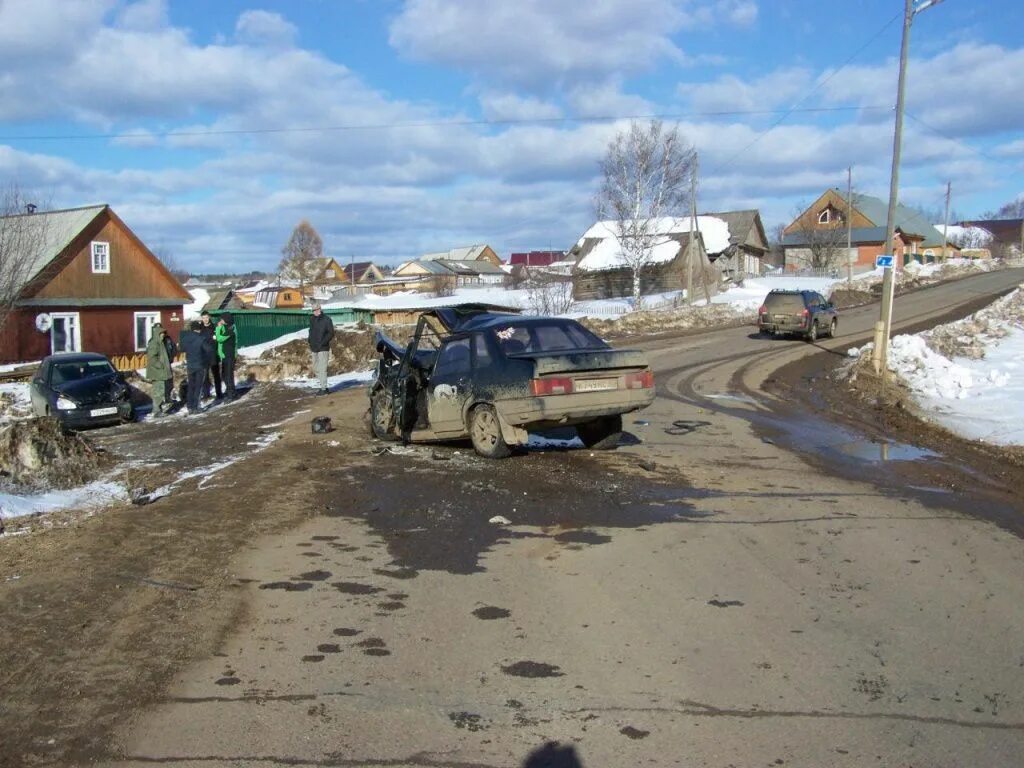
[{"x1": 764, "y1": 293, "x2": 806, "y2": 312}]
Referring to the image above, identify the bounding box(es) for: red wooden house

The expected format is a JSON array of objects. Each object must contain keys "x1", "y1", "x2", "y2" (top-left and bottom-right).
[{"x1": 0, "y1": 204, "x2": 191, "y2": 364}]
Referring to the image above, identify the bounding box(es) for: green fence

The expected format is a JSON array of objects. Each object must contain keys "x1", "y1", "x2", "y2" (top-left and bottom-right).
[{"x1": 206, "y1": 307, "x2": 375, "y2": 348}]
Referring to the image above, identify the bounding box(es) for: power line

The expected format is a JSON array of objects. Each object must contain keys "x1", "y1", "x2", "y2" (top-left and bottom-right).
[
  {"x1": 904, "y1": 111, "x2": 1002, "y2": 164},
  {"x1": 0, "y1": 105, "x2": 891, "y2": 143},
  {"x1": 709, "y1": 11, "x2": 903, "y2": 174}
]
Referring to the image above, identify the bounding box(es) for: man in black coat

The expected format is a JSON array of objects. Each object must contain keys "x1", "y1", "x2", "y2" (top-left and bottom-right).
[
  {"x1": 307, "y1": 303, "x2": 335, "y2": 395},
  {"x1": 178, "y1": 320, "x2": 214, "y2": 414},
  {"x1": 160, "y1": 326, "x2": 178, "y2": 406},
  {"x1": 199, "y1": 310, "x2": 222, "y2": 400}
]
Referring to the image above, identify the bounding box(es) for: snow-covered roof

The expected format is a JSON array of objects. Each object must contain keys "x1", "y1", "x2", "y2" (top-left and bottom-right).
[
  {"x1": 421, "y1": 244, "x2": 491, "y2": 262},
  {"x1": 323, "y1": 293, "x2": 519, "y2": 312},
  {"x1": 575, "y1": 216, "x2": 731, "y2": 273},
  {"x1": 934, "y1": 224, "x2": 993, "y2": 248}
]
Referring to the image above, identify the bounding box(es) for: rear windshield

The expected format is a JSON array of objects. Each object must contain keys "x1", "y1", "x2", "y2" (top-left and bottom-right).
[
  {"x1": 764, "y1": 293, "x2": 806, "y2": 312},
  {"x1": 492, "y1": 321, "x2": 608, "y2": 355},
  {"x1": 52, "y1": 360, "x2": 116, "y2": 385}
]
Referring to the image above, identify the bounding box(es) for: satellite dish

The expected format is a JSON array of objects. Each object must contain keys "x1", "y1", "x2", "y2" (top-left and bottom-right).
[{"x1": 35, "y1": 313, "x2": 52, "y2": 332}]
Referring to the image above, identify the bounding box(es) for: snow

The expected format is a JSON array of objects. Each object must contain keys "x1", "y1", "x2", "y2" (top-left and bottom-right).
[
  {"x1": 238, "y1": 328, "x2": 309, "y2": 359},
  {"x1": 576, "y1": 217, "x2": 731, "y2": 272},
  {"x1": 184, "y1": 288, "x2": 210, "y2": 318},
  {"x1": 0, "y1": 383, "x2": 33, "y2": 424},
  {"x1": 848, "y1": 286, "x2": 1024, "y2": 446},
  {"x1": 708, "y1": 277, "x2": 843, "y2": 311},
  {"x1": 933, "y1": 224, "x2": 993, "y2": 248},
  {"x1": 282, "y1": 370, "x2": 375, "y2": 391},
  {"x1": 0, "y1": 481, "x2": 127, "y2": 525},
  {"x1": 330, "y1": 287, "x2": 524, "y2": 312},
  {"x1": 0, "y1": 361, "x2": 39, "y2": 373}
]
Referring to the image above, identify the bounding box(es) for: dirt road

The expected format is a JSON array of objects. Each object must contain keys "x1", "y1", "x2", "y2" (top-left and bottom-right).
[{"x1": 2, "y1": 269, "x2": 1024, "y2": 767}]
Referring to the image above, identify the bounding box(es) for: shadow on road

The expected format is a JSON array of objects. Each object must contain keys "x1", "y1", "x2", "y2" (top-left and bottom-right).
[{"x1": 523, "y1": 741, "x2": 585, "y2": 768}]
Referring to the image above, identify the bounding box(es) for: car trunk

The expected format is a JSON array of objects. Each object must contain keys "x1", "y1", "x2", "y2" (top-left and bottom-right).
[
  {"x1": 512, "y1": 348, "x2": 649, "y2": 378},
  {"x1": 764, "y1": 295, "x2": 806, "y2": 323}
]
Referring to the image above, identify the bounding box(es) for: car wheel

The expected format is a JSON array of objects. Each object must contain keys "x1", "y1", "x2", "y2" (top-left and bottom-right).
[
  {"x1": 806, "y1": 322, "x2": 818, "y2": 343},
  {"x1": 576, "y1": 414, "x2": 624, "y2": 450},
  {"x1": 469, "y1": 404, "x2": 511, "y2": 459},
  {"x1": 370, "y1": 390, "x2": 397, "y2": 441},
  {"x1": 828, "y1": 318, "x2": 838, "y2": 337}
]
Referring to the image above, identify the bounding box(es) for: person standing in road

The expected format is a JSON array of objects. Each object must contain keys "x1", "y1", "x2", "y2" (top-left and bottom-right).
[
  {"x1": 160, "y1": 325, "x2": 178, "y2": 407},
  {"x1": 145, "y1": 323, "x2": 172, "y2": 418},
  {"x1": 308, "y1": 302, "x2": 334, "y2": 395},
  {"x1": 179, "y1": 320, "x2": 214, "y2": 414},
  {"x1": 199, "y1": 310, "x2": 222, "y2": 400},
  {"x1": 215, "y1": 312, "x2": 238, "y2": 401}
]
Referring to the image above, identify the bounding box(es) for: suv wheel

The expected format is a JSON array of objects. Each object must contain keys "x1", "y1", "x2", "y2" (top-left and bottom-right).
[
  {"x1": 806, "y1": 322, "x2": 818, "y2": 343},
  {"x1": 370, "y1": 390, "x2": 397, "y2": 441},
  {"x1": 828, "y1": 318, "x2": 838, "y2": 337}
]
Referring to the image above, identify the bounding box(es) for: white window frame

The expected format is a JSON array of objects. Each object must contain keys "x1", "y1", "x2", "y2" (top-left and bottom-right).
[
  {"x1": 817, "y1": 209, "x2": 831, "y2": 224},
  {"x1": 50, "y1": 312, "x2": 82, "y2": 354},
  {"x1": 134, "y1": 311, "x2": 162, "y2": 352},
  {"x1": 91, "y1": 241, "x2": 110, "y2": 274}
]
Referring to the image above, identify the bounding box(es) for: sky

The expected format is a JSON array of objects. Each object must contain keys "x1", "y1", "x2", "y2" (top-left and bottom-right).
[{"x1": 1, "y1": 0, "x2": 1022, "y2": 274}]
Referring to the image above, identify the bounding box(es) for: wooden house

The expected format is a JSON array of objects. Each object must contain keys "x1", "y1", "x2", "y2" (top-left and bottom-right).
[
  {"x1": 570, "y1": 217, "x2": 723, "y2": 301},
  {"x1": 701, "y1": 210, "x2": 769, "y2": 277},
  {"x1": 252, "y1": 286, "x2": 305, "y2": 309},
  {"x1": 0, "y1": 204, "x2": 191, "y2": 364},
  {"x1": 420, "y1": 244, "x2": 502, "y2": 267},
  {"x1": 782, "y1": 189, "x2": 959, "y2": 271}
]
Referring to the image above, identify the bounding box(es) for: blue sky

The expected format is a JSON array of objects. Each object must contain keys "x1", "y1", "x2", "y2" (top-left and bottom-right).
[{"x1": 1, "y1": 0, "x2": 1021, "y2": 273}]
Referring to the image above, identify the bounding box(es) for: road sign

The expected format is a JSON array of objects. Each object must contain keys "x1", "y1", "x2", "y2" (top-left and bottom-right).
[{"x1": 875, "y1": 254, "x2": 894, "y2": 269}]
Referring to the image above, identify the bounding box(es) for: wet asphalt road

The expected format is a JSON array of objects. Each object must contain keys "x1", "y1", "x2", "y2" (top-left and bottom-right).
[{"x1": 106, "y1": 269, "x2": 1024, "y2": 767}]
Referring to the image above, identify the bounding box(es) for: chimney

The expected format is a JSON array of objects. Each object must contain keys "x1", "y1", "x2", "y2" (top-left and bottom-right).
[{"x1": 25, "y1": 203, "x2": 37, "y2": 214}]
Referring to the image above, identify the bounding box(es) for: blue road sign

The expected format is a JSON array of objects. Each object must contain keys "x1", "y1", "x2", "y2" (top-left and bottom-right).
[{"x1": 876, "y1": 254, "x2": 894, "y2": 269}]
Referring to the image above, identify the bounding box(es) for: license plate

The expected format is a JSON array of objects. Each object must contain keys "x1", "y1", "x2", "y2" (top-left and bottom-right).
[
  {"x1": 773, "y1": 314, "x2": 790, "y2": 322},
  {"x1": 90, "y1": 407, "x2": 118, "y2": 417},
  {"x1": 574, "y1": 378, "x2": 618, "y2": 392}
]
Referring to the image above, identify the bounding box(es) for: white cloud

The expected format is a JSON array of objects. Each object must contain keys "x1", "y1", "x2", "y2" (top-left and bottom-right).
[
  {"x1": 478, "y1": 92, "x2": 563, "y2": 122},
  {"x1": 389, "y1": 0, "x2": 699, "y2": 87},
  {"x1": 679, "y1": 67, "x2": 814, "y2": 113},
  {"x1": 117, "y1": 0, "x2": 169, "y2": 31},
  {"x1": 235, "y1": 10, "x2": 298, "y2": 48}
]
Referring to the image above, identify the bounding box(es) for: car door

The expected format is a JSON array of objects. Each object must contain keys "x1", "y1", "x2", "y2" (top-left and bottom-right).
[
  {"x1": 29, "y1": 362, "x2": 51, "y2": 416},
  {"x1": 427, "y1": 336, "x2": 473, "y2": 435}
]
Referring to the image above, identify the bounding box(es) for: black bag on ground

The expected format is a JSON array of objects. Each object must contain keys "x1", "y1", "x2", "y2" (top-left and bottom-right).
[{"x1": 311, "y1": 416, "x2": 333, "y2": 434}]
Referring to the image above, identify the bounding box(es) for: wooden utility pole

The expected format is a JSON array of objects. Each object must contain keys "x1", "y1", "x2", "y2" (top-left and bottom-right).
[
  {"x1": 350, "y1": 253, "x2": 355, "y2": 295},
  {"x1": 687, "y1": 159, "x2": 698, "y2": 305},
  {"x1": 846, "y1": 166, "x2": 854, "y2": 284},
  {"x1": 941, "y1": 181, "x2": 951, "y2": 263}
]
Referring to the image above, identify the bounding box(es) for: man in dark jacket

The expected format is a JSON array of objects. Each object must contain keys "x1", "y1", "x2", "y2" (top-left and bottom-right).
[
  {"x1": 215, "y1": 312, "x2": 237, "y2": 401},
  {"x1": 307, "y1": 303, "x2": 335, "y2": 395},
  {"x1": 199, "y1": 310, "x2": 222, "y2": 400},
  {"x1": 178, "y1": 320, "x2": 214, "y2": 414},
  {"x1": 161, "y1": 326, "x2": 178, "y2": 406}
]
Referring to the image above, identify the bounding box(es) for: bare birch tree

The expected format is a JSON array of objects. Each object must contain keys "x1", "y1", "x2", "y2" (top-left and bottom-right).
[
  {"x1": 279, "y1": 219, "x2": 324, "y2": 293},
  {"x1": 595, "y1": 120, "x2": 697, "y2": 306},
  {"x1": 0, "y1": 186, "x2": 52, "y2": 334}
]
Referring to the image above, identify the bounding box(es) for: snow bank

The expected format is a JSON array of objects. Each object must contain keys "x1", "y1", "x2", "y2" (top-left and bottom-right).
[
  {"x1": 848, "y1": 285, "x2": 1024, "y2": 445},
  {"x1": 185, "y1": 288, "x2": 210, "y2": 318},
  {"x1": 0, "y1": 481, "x2": 127, "y2": 524}
]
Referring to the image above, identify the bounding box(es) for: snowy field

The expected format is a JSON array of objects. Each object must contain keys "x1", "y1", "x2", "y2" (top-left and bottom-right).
[{"x1": 849, "y1": 285, "x2": 1024, "y2": 446}]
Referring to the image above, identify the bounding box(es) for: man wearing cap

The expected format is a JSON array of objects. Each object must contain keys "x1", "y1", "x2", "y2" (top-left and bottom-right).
[
  {"x1": 145, "y1": 323, "x2": 172, "y2": 417},
  {"x1": 307, "y1": 302, "x2": 335, "y2": 395}
]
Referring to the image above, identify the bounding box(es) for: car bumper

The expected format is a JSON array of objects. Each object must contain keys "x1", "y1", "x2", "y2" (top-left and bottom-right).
[
  {"x1": 55, "y1": 402, "x2": 133, "y2": 429},
  {"x1": 497, "y1": 388, "x2": 656, "y2": 429},
  {"x1": 759, "y1": 318, "x2": 810, "y2": 334}
]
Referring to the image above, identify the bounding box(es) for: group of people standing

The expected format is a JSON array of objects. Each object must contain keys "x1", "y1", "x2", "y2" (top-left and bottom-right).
[
  {"x1": 145, "y1": 310, "x2": 237, "y2": 417},
  {"x1": 144, "y1": 303, "x2": 336, "y2": 418}
]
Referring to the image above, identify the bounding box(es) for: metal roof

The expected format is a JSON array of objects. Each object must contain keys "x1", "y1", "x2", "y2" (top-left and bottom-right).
[{"x1": 0, "y1": 205, "x2": 106, "y2": 293}]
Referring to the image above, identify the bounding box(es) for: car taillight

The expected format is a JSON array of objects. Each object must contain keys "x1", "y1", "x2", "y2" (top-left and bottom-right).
[
  {"x1": 624, "y1": 370, "x2": 655, "y2": 389},
  {"x1": 758, "y1": 304, "x2": 767, "y2": 315},
  {"x1": 530, "y1": 377, "x2": 574, "y2": 396},
  {"x1": 801, "y1": 308, "x2": 809, "y2": 317}
]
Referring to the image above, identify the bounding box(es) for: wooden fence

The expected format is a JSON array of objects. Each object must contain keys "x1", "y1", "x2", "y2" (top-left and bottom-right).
[{"x1": 111, "y1": 353, "x2": 185, "y2": 372}]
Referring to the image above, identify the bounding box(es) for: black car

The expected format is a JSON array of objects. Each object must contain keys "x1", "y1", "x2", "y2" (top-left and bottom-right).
[
  {"x1": 757, "y1": 289, "x2": 838, "y2": 341},
  {"x1": 368, "y1": 305, "x2": 655, "y2": 458},
  {"x1": 29, "y1": 352, "x2": 135, "y2": 429}
]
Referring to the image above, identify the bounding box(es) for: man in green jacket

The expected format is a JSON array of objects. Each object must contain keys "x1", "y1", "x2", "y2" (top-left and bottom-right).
[{"x1": 145, "y1": 322, "x2": 173, "y2": 417}]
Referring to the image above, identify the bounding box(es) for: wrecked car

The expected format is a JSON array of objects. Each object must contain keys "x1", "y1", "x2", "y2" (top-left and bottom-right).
[
  {"x1": 367, "y1": 306, "x2": 655, "y2": 458},
  {"x1": 29, "y1": 352, "x2": 135, "y2": 429}
]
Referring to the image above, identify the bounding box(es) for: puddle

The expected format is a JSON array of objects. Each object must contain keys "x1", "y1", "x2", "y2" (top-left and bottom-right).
[
  {"x1": 706, "y1": 392, "x2": 759, "y2": 405},
  {"x1": 833, "y1": 440, "x2": 936, "y2": 463},
  {"x1": 501, "y1": 660, "x2": 563, "y2": 678}
]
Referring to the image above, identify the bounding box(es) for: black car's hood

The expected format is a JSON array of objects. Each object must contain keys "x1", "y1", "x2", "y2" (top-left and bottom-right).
[{"x1": 55, "y1": 374, "x2": 126, "y2": 406}]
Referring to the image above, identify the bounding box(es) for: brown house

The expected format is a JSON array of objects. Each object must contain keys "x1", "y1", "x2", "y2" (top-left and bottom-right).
[
  {"x1": 420, "y1": 244, "x2": 502, "y2": 266},
  {"x1": 783, "y1": 189, "x2": 958, "y2": 271},
  {"x1": 0, "y1": 204, "x2": 191, "y2": 364},
  {"x1": 253, "y1": 286, "x2": 305, "y2": 308}
]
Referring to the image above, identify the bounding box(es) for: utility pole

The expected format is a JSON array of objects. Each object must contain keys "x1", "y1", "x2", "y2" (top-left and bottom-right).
[
  {"x1": 687, "y1": 158, "x2": 698, "y2": 305},
  {"x1": 941, "y1": 181, "x2": 951, "y2": 263},
  {"x1": 846, "y1": 166, "x2": 854, "y2": 284}
]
